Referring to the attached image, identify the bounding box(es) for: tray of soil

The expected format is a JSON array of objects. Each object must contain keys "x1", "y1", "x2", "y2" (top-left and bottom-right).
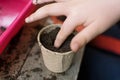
[{"x1": 37, "y1": 24, "x2": 76, "y2": 73}]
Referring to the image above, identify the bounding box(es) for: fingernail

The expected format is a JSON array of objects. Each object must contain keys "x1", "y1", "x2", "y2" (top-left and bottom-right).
[
  {"x1": 71, "y1": 43, "x2": 79, "y2": 52},
  {"x1": 54, "y1": 39, "x2": 61, "y2": 48},
  {"x1": 25, "y1": 17, "x2": 31, "y2": 23},
  {"x1": 33, "y1": 0, "x2": 43, "y2": 4},
  {"x1": 33, "y1": 0, "x2": 37, "y2": 5},
  {"x1": 54, "y1": 42, "x2": 60, "y2": 48}
]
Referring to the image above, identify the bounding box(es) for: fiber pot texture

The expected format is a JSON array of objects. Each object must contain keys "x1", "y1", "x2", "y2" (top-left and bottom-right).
[{"x1": 37, "y1": 24, "x2": 75, "y2": 73}]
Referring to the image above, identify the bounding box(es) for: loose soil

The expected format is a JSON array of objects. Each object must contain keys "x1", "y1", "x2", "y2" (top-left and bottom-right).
[{"x1": 40, "y1": 27, "x2": 74, "y2": 53}]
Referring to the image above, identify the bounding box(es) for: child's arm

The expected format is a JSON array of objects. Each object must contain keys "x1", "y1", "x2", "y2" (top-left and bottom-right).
[{"x1": 25, "y1": 0, "x2": 120, "y2": 52}]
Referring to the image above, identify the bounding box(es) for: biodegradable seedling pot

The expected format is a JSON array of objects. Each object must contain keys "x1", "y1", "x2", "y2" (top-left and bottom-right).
[{"x1": 37, "y1": 24, "x2": 76, "y2": 73}]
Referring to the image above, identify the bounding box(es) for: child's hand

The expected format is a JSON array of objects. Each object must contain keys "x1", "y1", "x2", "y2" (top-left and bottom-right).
[{"x1": 25, "y1": 0, "x2": 120, "y2": 52}]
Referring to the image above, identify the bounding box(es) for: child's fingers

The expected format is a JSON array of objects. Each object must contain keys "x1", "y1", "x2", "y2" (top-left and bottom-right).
[
  {"x1": 54, "y1": 15, "x2": 82, "y2": 48},
  {"x1": 25, "y1": 3, "x2": 67, "y2": 23},
  {"x1": 70, "y1": 22, "x2": 103, "y2": 52}
]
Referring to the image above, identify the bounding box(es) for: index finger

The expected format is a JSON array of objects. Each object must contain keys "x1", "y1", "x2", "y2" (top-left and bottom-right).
[{"x1": 25, "y1": 3, "x2": 67, "y2": 23}]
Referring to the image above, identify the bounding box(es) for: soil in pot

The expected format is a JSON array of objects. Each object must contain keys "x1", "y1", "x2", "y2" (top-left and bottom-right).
[{"x1": 40, "y1": 27, "x2": 74, "y2": 53}]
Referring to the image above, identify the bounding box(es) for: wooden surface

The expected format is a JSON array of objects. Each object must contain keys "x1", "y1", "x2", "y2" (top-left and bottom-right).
[{"x1": 0, "y1": 18, "x2": 84, "y2": 80}]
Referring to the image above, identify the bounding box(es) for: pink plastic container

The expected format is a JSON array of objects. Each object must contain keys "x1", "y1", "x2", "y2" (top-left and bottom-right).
[{"x1": 0, "y1": 0, "x2": 36, "y2": 54}]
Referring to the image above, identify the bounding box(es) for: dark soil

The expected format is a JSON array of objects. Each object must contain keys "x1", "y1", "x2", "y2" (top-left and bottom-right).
[
  {"x1": 40, "y1": 27, "x2": 74, "y2": 53},
  {"x1": 57, "y1": 16, "x2": 66, "y2": 22}
]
